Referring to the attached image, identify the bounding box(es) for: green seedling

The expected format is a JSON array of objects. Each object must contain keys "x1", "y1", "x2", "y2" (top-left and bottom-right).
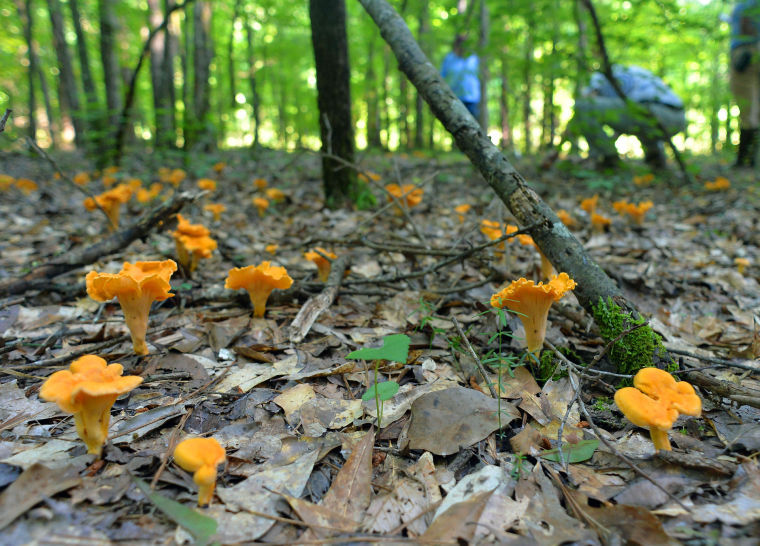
[
  {"x1": 347, "y1": 333, "x2": 409, "y2": 429},
  {"x1": 133, "y1": 477, "x2": 218, "y2": 546},
  {"x1": 540, "y1": 439, "x2": 599, "y2": 464}
]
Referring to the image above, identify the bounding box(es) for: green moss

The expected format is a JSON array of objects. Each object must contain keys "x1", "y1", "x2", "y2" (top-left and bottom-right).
[{"x1": 592, "y1": 297, "x2": 672, "y2": 374}]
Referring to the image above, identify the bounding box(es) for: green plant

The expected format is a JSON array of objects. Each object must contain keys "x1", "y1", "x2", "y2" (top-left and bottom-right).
[
  {"x1": 593, "y1": 396, "x2": 611, "y2": 412},
  {"x1": 346, "y1": 334, "x2": 409, "y2": 428}
]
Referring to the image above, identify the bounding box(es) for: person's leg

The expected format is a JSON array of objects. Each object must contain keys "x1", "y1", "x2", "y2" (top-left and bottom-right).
[
  {"x1": 730, "y1": 45, "x2": 760, "y2": 166},
  {"x1": 568, "y1": 96, "x2": 623, "y2": 163}
]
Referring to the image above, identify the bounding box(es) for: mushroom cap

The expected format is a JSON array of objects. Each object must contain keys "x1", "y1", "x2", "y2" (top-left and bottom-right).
[
  {"x1": 174, "y1": 214, "x2": 210, "y2": 238},
  {"x1": 615, "y1": 368, "x2": 701, "y2": 431},
  {"x1": 197, "y1": 178, "x2": 217, "y2": 191},
  {"x1": 212, "y1": 162, "x2": 226, "y2": 173},
  {"x1": 174, "y1": 437, "x2": 226, "y2": 473},
  {"x1": 480, "y1": 220, "x2": 503, "y2": 241},
  {"x1": 612, "y1": 200, "x2": 629, "y2": 214},
  {"x1": 385, "y1": 184, "x2": 423, "y2": 207},
  {"x1": 590, "y1": 212, "x2": 612, "y2": 227},
  {"x1": 204, "y1": 203, "x2": 226, "y2": 214},
  {"x1": 40, "y1": 354, "x2": 143, "y2": 414},
  {"x1": 735, "y1": 257, "x2": 751, "y2": 267},
  {"x1": 84, "y1": 185, "x2": 133, "y2": 210},
  {"x1": 252, "y1": 197, "x2": 269, "y2": 209},
  {"x1": 454, "y1": 204, "x2": 471, "y2": 214},
  {"x1": 73, "y1": 172, "x2": 91, "y2": 185},
  {"x1": 86, "y1": 260, "x2": 177, "y2": 303},
  {"x1": 265, "y1": 188, "x2": 286, "y2": 201},
  {"x1": 16, "y1": 178, "x2": 39, "y2": 193},
  {"x1": 556, "y1": 209, "x2": 576, "y2": 227},
  {"x1": 304, "y1": 247, "x2": 337, "y2": 265},
  {"x1": 516, "y1": 233, "x2": 535, "y2": 247},
  {"x1": 580, "y1": 194, "x2": 599, "y2": 214},
  {"x1": 177, "y1": 233, "x2": 217, "y2": 258},
  {"x1": 491, "y1": 273, "x2": 577, "y2": 310},
  {"x1": 254, "y1": 178, "x2": 268, "y2": 189},
  {"x1": 225, "y1": 262, "x2": 293, "y2": 292}
]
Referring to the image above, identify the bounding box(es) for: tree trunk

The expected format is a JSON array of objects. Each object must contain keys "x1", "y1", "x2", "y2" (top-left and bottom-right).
[
  {"x1": 228, "y1": 0, "x2": 242, "y2": 108},
  {"x1": 68, "y1": 0, "x2": 99, "y2": 132},
  {"x1": 499, "y1": 51, "x2": 513, "y2": 151},
  {"x1": 365, "y1": 37, "x2": 382, "y2": 149},
  {"x1": 309, "y1": 0, "x2": 357, "y2": 208},
  {"x1": 47, "y1": 0, "x2": 83, "y2": 147},
  {"x1": 414, "y1": 0, "x2": 428, "y2": 148},
  {"x1": 358, "y1": 0, "x2": 666, "y2": 373},
  {"x1": 245, "y1": 22, "x2": 260, "y2": 148},
  {"x1": 570, "y1": 0, "x2": 588, "y2": 153},
  {"x1": 16, "y1": 0, "x2": 37, "y2": 139},
  {"x1": 189, "y1": 0, "x2": 213, "y2": 151},
  {"x1": 541, "y1": 25, "x2": 557, "y2": 149},
  {"x1": 522, "y1": 15, "x2": 534, "y2": 155},
  {"x1": 381, "y1": 46, "x2": 391, "y2": 149},
  {"x1": 477, "y1": 0, "x2": 489, "y2": 130},
  {"x1": 37, "y1": 57, "x2": 57, "y2": 147},
  {"x1": 99, "y1": 0, "x2": 122, "y2": 128},
  {"x1": 148, "y1": 0, "x2": 175, "y2": 149}
]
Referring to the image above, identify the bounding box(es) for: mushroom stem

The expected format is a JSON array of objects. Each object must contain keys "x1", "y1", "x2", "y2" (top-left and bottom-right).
[
  {"x1": 649, "y1": 428, "x2": 672, "y2": 451},
  {"x1": 118, "y1": 294, "x2": 152, "y2": 355},
  {"x1": 538, "y1": 251, "x2": 554, "y2": 279},
  {"x1": 247, "y1": 288, "x2": 273, "y2": 318},
  {"x1": 194, "y1": 465, "x2": 218, "y2": 506},
  {"x1": 74, "y1": 394, "x2": 118, "y2": 455}
]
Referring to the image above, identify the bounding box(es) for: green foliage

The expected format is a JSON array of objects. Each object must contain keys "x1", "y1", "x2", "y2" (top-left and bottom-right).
[
  {"x1": 592, "y1": 297, "x2": 671, "y2": 374},
  {"x1": 347, "y1": 333, "x2": 409, "y2": 428},
  {"x1": 132, "y1": 477, "x2": 217, "y2": 546},
  {"x1": 540, "y1": 439, "x2": 599, "y2": 464}
]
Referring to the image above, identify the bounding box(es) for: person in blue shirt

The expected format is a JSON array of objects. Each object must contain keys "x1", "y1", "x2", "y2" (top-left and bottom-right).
[
  {"x1": 441, "y1": 35, "x2": 481, "y2": 120},
  {"x1": 730, "y1": 1, "x2": 760, "y2": 167},
  {"x1": 561, "y1": 65, "x2": 686, "y2": 169}
]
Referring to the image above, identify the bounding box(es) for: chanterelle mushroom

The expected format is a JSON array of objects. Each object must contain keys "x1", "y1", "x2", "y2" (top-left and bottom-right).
[
  {"x1": 40, "y1": 355, "x2": 142, "y2": 455},
  {"x1": 225, "y1": 262, "x2": 293, "y2": 317},
  {"x1": 304, "y1": 248, "x2": 337, "y2": 282},
  {"x1": 614, "y1": 367, "x2": 701, "y2": 451},
  {"x1": 86, "y1": 260, "x2": 177, "y2": 355},
  {"x1": 174, "y1": 437, "x2": 226, "y2": 506},
  {"x1": 490, "y1": 273, "x2": 577, "y2": 354}
]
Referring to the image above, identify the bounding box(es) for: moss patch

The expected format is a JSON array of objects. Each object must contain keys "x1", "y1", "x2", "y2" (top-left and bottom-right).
[{"x1": 592, "y1": 297, "x2": 672, "y2": 374}]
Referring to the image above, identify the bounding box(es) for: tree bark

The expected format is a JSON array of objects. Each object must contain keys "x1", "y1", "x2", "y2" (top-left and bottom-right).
[
  {"x1": 414, "y1": 0, "x2": 428, "y2": 148},
  {"x1": 47, "y1": 0, "x2": 84, "y2": 147},
  {"x1": 68, "y1": 0, "x2": 99, "y2": 130},
  {"x1": 16, "y1": 0, "x2": 37, "y2": 139},
  {"x1": 499, "y1": 51, "x2": 512, "y2": 151},
  {"x1": 522, "y1": 15, "x2": 534, "y2": 155},
  {"x1": 228, "y1": 0, "x2": 242, "y2": 109},
  {"x1": 245, "y1": 22, "x2": 260, "y2": 148},
  {"x1": 189, "y1": 0, "x2": 213, "y2": 151},
  {"x1": 99, "y1": 0, "x2": 122, "y2": 128},
  {"x1": 365, "y1": 37, "x2": 382, "y2": 149},
  {"x1": 357, "y1": 0, "x2": 661, "y2": 371},
  {"x1": 309, "y1": 0, "x2": 357, "y2": 208},
  {"x1": 477, "y1": 0, "x2": 489, "y2": 130},
  {"x1": 148, "y1": 0, "x2": 175, "y2": 149}
]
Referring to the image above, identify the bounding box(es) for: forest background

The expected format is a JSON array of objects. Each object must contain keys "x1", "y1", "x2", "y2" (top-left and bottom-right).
[{"x1": 0, "y1": 0, "x2": 733, "y2": 163}]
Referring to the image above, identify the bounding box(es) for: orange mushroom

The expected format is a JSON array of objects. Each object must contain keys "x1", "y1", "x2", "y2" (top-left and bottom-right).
[
  {"x1": 612, "y1": 200, "x2": 629, "y2": 214},
  {"x1": 15, "y1": 178, "x2": 38, "y2": 195},
  {"x1": 590, "y1": 212, "x2": 612, "y2": 232},
  {"x1": 305, "y1": 248, "x2": 337, "y2": 282},
  {"x1": 73, "y1": 172, "x2": 91, "y2": 186},
  {"x1": 614, "y1": 367, "x2": 701, "y2": 451},
  {"x1": 137, "y1": 183, "x2": 163, "y2": 203},
  {"x1": 212, "y1": 161, "x2": 226, "y2": 174},
  {"x1": 252, "y1": 197, "x2": 269, "y2": 217},
  {"x1": 735, "y1": 257, "x2": 751, "y2": 274},
  {"x1": 265, "y1": 244, "x2": 279, "y2": 254},
  {"x1": 633, "y1": 173, "x2": 655, "y2": 186},
  {"x1": 0, "y1": 174, "x2": 15, "y2": 190},
  {"x1": 83, "y1": 184, "x2": 133, "y2": 229},
  {"x1": 167, "y1": 168, "x2": 186, "y2": 187},
  {"x1": 265, "y1": 188, "x2": 286, "y2": 202},
  {"x1": 516, "y1": 233, "x2": 554, "y2": 278},
  {"x1": 490, "y1": 273, "x2": 577, "y2": 354},
  {"x1": 86, "y1": 260, "x2": 177, "y2": 355},
  {"x1": 172, "y1": 215, "x2": 217, "y2": 272},
  {"x1": 480, "y1": 220, "x2": 505, "y2": 249},
  {"x1": 253, "y1": 178, "x2": 268, "y2": 190},
  {"x1": 556, "y1": 209, "x2": 577, "y2": 228},
  {"x1": 624, "y1": 201, "x2": 653, "y2": 225},
  {"x1": 385, "y1": 183, "x2": 423, "y2": 210},
  {"x1": 197, "y1": 178, "x2": 217, "y2": 192},
  {"x1": 204, "y1": 203, "x2": 226, "y2": 221},
  {"x1": 39, "y1": 355, "x2": 142, "y2": 455},
  {"x1": 580, "y1": 194, "x2": 599, "y2": 215},
  {"x1": 174, "y1": 437, "x2": 226, "y2": 506},
  {"x1": 704, "y1": 176, "x2": 731, "y2": 191},
  {"x1": 454, "y1": 204, "x2": 471, "y2": 223},
  {"x1": 225, "y1": 262, "x2": 293, "y2": 317}
]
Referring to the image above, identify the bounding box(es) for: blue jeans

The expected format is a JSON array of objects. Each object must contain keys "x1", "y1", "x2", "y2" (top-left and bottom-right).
[{"x1": 462, "y1": 100, "x2": 479, "y2": 119}]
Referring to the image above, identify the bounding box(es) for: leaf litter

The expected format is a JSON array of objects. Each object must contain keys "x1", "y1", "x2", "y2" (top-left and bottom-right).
[{"x1": 0, "y1": 150, "x2": 759, "y2": 543}]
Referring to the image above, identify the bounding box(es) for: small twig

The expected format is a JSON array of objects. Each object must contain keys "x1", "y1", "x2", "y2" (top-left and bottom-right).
[
  {"x1": 26, "y1": 137, "x2": 116, "y2": 230},
  {"x1": 0, "y1": 109, "x2": 11, "y2": 132},
  {"x1": 452, "y1": 317, "x2": 498, "y2": 398}
]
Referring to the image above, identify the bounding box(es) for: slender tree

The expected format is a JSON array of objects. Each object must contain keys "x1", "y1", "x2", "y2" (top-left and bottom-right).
[
  {"x1": 414, "y1": 0, "x2": 429, "y2": 148},
  {"x1": 245, "y1": 21, "x2": 260, "y2": 148},
  {"x1": 365, "y1": 37, "x2": 382, "y2": 149},
  {"x1": 16, "y1": 0, "x2": 37, "y2": 139},
  {"x1": 68, "y1": 0, "x2": 99, "y2": 129},
  {"x1": 309, "y1": 0, "x2": 357, "y2": 207},
  {"x1": 190, "y1": 0, "x2": 213, "y2": 151},
  {"x1": 477, "y1": 0, "x2": 489, "y2": 130},
  {"x1": 148, "y1": 0, "x2": 175, "y2": 149},
  {"x1": 99, "y1": 0, "x2": 122, "y2": 128},
  {"x1": 47, "y1": 0, "x2": 84, "y2": 146}
]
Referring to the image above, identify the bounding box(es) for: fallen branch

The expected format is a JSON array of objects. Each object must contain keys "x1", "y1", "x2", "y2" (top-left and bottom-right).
[
  {"x1": 359, "y1": 0, "x2": 662, "y2": 372},
  {"x1": 0, "y1": 191, "x2": 197, "y2": 296}
]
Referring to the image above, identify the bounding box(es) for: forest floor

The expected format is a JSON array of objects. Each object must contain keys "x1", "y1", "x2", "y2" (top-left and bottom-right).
[{"x1": 0, "y1": 146, "x2": 758, "y2": 545}]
